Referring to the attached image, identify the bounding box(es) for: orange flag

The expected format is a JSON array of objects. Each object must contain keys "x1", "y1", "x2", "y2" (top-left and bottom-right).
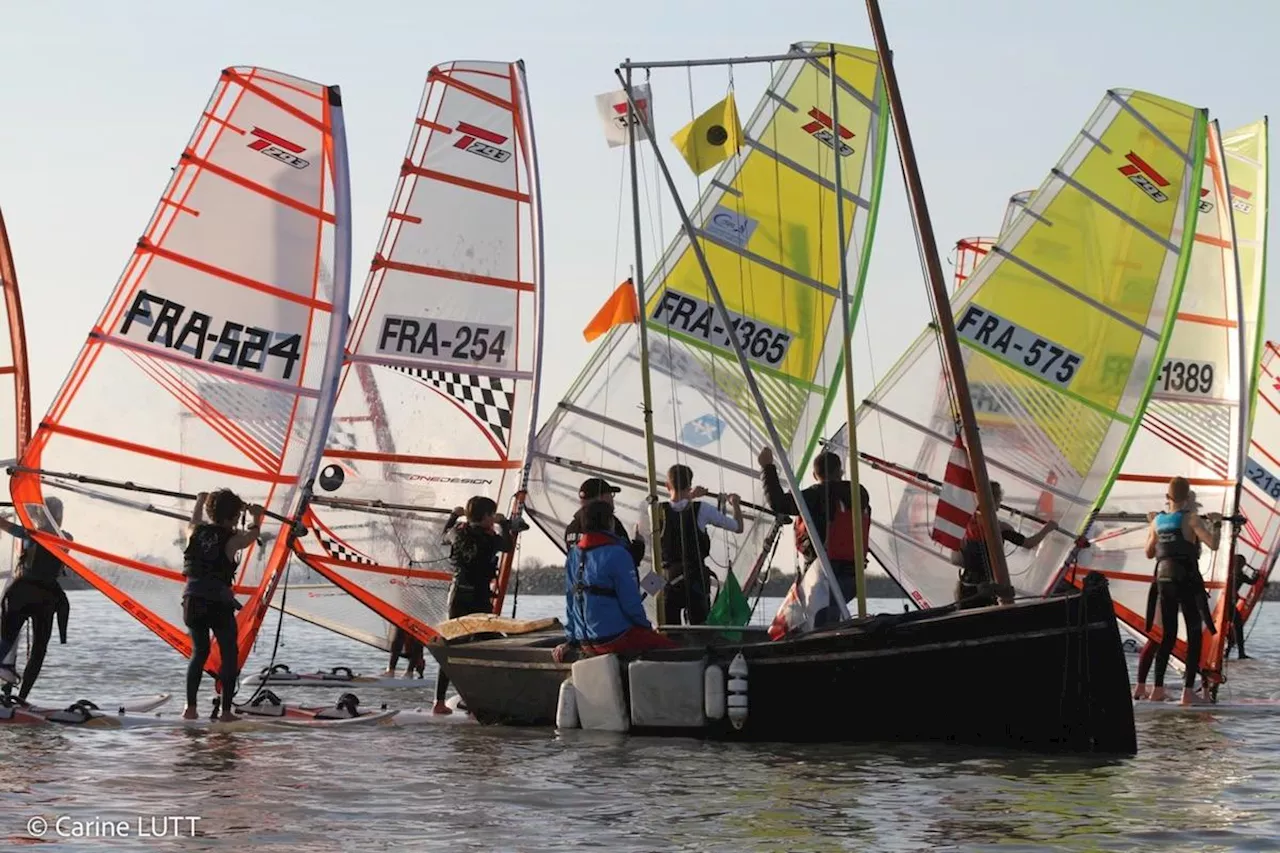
[{"x1": 583, "y1": 280, "x2": 640, "y2": 342}]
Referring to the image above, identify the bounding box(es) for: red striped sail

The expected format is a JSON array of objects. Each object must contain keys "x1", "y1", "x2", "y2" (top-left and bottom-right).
[{"x1": 930, "y1": 435, "x2": 976, "y2": 551}]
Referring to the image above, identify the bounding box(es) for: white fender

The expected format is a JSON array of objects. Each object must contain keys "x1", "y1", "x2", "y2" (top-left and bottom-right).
[
  {"x1": 727, "y1": 653, "x2": 748, "y2": 730},
  {"x1": 556, "y1": 679, "x2": 579, "y2": 729},
  {"x1": 704, "y1": 665, "x2": 726, "y2": 720}
]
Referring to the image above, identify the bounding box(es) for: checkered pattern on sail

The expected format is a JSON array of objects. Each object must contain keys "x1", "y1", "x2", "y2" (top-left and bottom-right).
[
  {"x1": 391, "y1": 366, "x2": 514, "y2": 446},
  {"x1": 310, "y1": 523, "x2": 376, "y2": 566}
]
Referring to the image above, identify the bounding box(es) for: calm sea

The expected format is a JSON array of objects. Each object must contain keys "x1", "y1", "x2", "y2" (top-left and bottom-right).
[{"x1": 1, "y1": 591, "x2": 1278, "y2": 852}]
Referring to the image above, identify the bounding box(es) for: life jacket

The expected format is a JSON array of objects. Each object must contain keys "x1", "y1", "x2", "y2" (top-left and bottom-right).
[
  {"x1": 794, "y1": 496, "x2": 868, "y2": 564},
  {"x1": 1154, "y1": 510, "x2": 1198, "y2": 581},
  {"x1": 658, "y1": 502, "x2": 710, "y2": 577},
  {"x1": 183, "y1": 524, "x2": 238, "y2": 587},
  {"x1": 959, "y1": 517, "x2": 997, "y2": 587},
  {"x1": 449, "y1": 524, "x2": 502, "y2": 592},
  {"x1": 14, "y1": 541, "x2": 65, "y2": 587}
]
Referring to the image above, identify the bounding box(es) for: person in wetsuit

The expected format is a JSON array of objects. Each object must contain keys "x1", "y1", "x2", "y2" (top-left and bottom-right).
[
  {"x1": 385, "y1": 626, "x2": 425, "y2": 678},
  {"x1": 954, "y1": 481, "x2": 1058, "y2": 607},
  {"x1": 433, "y1": 496, "x2": 515, "y2": 715},
  {"x1": 1143, "y1": 476, "x2": 1222, "y2": 705},
  {"x1": 637, "y1": 464, "x2": 743, "y2": 626},
  {"x1": 1225, "y1": 553, "x2": 1259, "y2": 660},
  {"x1": 182, "y1": 489, "x2": 264, "y2": 721},
  {"x1": 563, "y1": 478, "x2": 645, "y2": 568},
  {"x1": 0, "y1": 497, "x2": 72, "y2": 703},
  {"x1": 759, "y1": 447, "x2": 869, "y2": 628}
]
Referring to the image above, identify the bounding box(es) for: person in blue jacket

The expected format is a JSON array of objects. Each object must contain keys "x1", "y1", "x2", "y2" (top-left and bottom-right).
[{"x1": 563, "y1": 500, "x2": 678, "y2": 656}]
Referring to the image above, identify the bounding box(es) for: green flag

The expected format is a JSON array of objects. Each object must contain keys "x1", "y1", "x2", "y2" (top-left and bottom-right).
[{"x1": 707, "y1": 571, "x2": 751, "y2": 639}]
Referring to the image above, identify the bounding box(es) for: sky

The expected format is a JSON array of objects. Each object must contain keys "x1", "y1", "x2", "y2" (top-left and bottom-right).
[{"x1": 1, "y1": 0, "x2": 1278, "y2": 563}]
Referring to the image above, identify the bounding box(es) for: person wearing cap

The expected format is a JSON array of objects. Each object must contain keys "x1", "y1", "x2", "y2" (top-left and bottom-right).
[
  {"x1": 0, "y1": 497, "x2": 73, "y2": 704},
  {"x1": 564, "y1": 478, "x2": 644, "y2": 569},
  {"x1": 1142, "y1": 476, "x2": 1222, "y2": 704}
]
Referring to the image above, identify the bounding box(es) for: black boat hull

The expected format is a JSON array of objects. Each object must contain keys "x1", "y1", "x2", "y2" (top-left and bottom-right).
[{"x1": 429, "y1": 576, "x2": 1136, "y2": 754}]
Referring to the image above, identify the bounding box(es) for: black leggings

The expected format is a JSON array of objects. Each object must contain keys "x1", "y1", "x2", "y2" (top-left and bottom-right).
[
  {"x1": 1226, "y1": 607, "x2": 1247, "y2": 657},
  {"x1": 434, "y1": 587, "x2": 490, "y2": 704},
  {"x1": 0, "y1": 580, "x2": 58, "y2": 702},
  {"x1": 661, "y1": 565, "x2": 710, "y2": 627},
  {"x1": 184, "y1": 596, "x2": 239, "y2": 714},
  {"x1": 1153, "y1": 580, "x2": 1203, "y2": 690},
  {"x1": 389, "y1": 628, "x2": 424, "y2": 676}
]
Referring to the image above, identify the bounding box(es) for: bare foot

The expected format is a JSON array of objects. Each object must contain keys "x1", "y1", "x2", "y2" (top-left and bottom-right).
[
  {"x1": 1150, "y1": 687, "x2": 1168, "y2": 702},
  {"x1": 218, "y1": 709, "x2": 236, "y2": 722},
  {"x1": 1181, "y1": 688, "x2": 1210, "y2": 706},
  {"x1": 1133, "y1": 684, "x2": 1150, "y2": 700},
  {"x1": 432, "y1": 701, "x2": 453, "y2": 716},
  {"x1": 181, "y1": 705, "x2": 199, "y2": 720}
]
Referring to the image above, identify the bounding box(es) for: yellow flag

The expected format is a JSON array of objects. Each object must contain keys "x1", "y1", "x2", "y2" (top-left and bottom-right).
[{"x1": 670, "y1": 94, "x2": 742, "y2": 175}]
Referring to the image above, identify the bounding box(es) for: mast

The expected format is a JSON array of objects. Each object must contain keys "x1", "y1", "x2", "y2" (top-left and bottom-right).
[
  {"x1": 624, "y1": 61, "x2": 667, "y2": 621},
  {"x1": 616, "y1": 69, "x2": 852, "y2": 623},
  {"x1": 828, "y1": 46, "x2": 868, "y2": 617},
  {"x1": 494, "y1": 60, "x2": 546, "y2": 615},
  {"x1": 863, "y1": 0, "x2": 1012, "y2": 597}
]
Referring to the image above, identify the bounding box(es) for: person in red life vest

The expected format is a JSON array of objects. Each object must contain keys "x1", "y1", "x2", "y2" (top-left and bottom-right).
[
  {"x1": 565, "y1": 499, "x2": 678, "y2": 656},
  {"x1": 758, "y1": 447, "x2": 869, "y2": 628},
  {"x1": 955, "y1": 481, "x2": 1057, "y2": 607},
  {"x1": 636, "y1": 463, "x2": 743, "y2": 626}
]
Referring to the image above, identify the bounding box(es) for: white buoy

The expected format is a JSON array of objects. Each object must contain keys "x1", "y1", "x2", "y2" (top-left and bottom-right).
[
  {"x1": 704, "y1": 665, "x2": 726, "y2": 720},
  {"x1": 727, "y1": 653, "x2": 748, "y2": 730},
  {"x1": 556, "y1": 679, "x2": 579, "y2": 729}
]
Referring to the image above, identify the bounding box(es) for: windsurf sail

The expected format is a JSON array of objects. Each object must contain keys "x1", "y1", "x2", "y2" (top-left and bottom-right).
[
  {"x1": 847, "y1": 90, "x2": 1206, "y2": 609},
  {"x1": 1066, "y1": 120, "x2": 1252, "y2": 676},
  {"x1": 526, "y1": 43, "x2": 887, "y2": 596},
  {"x1": 0, "y1": 207, "x2": 32, "y2": 584},
  {"x1": 9, "y1": 67, "x2": 353, "y2": 672},
  {"x1": 290, "y1": 60, "x2": 545, "y2": 646},
  {"x1": 1239, "y1": 341, "x2": 1280, "y2": 630}
]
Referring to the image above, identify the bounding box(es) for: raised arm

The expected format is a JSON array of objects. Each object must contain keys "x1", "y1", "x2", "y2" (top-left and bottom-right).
[
  {"x1": 186, "y1": 492, "x2": 209, "y2": 538},
  {"x1": 1018, "y1": 519, "x2": 1058, "y2": 550},
  {"x1": 1188, "y1": 511, "x2": 1222, "y2": 551},
  {"x1": 227, "y1": 504, "x2": 265, "y2": 552},
  {"x1": 758, "y1": 447, "x2": 799, "y2": 516}
]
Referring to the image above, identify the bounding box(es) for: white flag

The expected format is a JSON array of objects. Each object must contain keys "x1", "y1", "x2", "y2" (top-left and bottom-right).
[{"x1": 595, "y1": 85, "x2": 652, "y2": 148}]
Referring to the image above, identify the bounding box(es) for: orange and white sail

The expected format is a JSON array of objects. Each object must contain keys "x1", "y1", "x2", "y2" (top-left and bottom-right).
[
  {"x1": 8, "y1": 67, "x2": 353, "y2": 672},
  {"x1": 290, "y1": 60, "x2": 544, "y2": 646},
  {"x1": 0, "y1": 207, "x2": 32, "y2": 585}
]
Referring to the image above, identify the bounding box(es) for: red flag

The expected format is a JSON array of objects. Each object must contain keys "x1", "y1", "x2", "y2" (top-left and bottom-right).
[
  {"x1": 583, "y1": 280, "x2": 640, "y2": 342},
  {"x1": 931, "y1": 435, "x2": 976, "y2": 551}
]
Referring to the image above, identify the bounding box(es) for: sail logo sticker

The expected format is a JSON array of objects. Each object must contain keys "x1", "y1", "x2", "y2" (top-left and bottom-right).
[
  {"x1": 1118, "y1": 151, "x2": 1169, "y2": 202},
  {"x1": 956, "y1": 304, "x2": 1083, "y2": 388},
  {"x1": 801, "y1": 108, "x2": 854, "y2": 157},
  {"x1": 118, "y1": 289, "x2": 304, "y2": 381},
  {"x1": 376, "y1": 315, "x2": 511, "y2": 368},
  {"x1": 612, "y1": 96, "x2": 650, "y2": 130},
  {"x1": 650, "y1": 291, "x2": 793, "y2": 368},
  {"x1": 1156, "y1": 358, "x2": 1215, "y2": 397},
  {"x1": 680, "y1": 414, "x2": 725, "y2": 448},
  {"x1": 247, "y1": 127, "x2": 310, "y2": 170},
  {"x1": 1231, "y1": 186, "x2": 1254, "y2": 214},
  {"x1": 704, "y1": 206, "x2": 758, "y2": 249},
  {"x1": 1198, "y1": 188, "x2": 1213, "y2": 214},
  {"x1": 1246, "y1": 457, "x2": 1280, "y2": 500},
  {"x1": 453, "y1": 122, "x2": 511, "y2": 163}
]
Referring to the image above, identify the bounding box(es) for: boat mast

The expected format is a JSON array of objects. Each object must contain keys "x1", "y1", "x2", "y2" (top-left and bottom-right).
[
  {"x1": 615, "y1": 66, "x2": 852, "y2": 622},
  {"x1": 623, "y1": 61, "x2": 668, "y2": 622},
  {"x1": 827, "y1": 46, "x2": 868, "y2": 617},
  {"x1": 863, "y1": 0, "x2": 1012, "y2": 597}
]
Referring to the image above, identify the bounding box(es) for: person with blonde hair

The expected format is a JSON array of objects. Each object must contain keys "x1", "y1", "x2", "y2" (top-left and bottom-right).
[{"x1": 1143, "y1": 476, "x2": 1222, "y2": 704}]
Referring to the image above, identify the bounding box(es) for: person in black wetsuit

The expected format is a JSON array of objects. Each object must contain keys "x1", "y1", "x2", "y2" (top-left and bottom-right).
[
  {"x1": 433, "y1": 496, "x2": 515, "y2": 715},
  {"x1": 1144, "y1": 476, "x2": 1222, "y2": 705},
  {"x1": 182, "y1": 489, "x2": 264, "y2": 721},
  {"x1": 1225, "y1": 553, "x2": 1259, "y2": 660},
  {"x1": 759, "y1": 447, "x2": 869, "y2": 627},
  {"x1": 0, "y1": 497, "x2": 72, "y2": 704},
  {"x1": 385, "y1": 626, "x2": 425, "y2": 678},
  {"x1": 954, "y1": 481, "x2": 1058, "y2": 607},
  {"x1": 564, "y1": 478, "x2": 644, "y2": 568}
]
